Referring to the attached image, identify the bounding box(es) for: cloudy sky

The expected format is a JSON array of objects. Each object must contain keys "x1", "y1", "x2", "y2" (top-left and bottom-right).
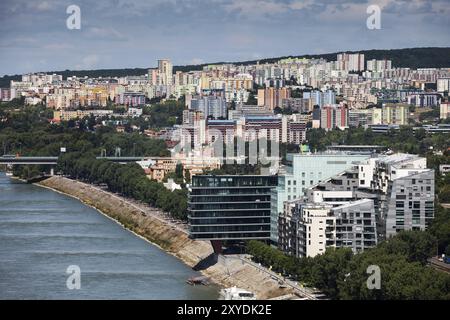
[{"x1": 0, "y1": 0, "x2": 449, "y2": 75}]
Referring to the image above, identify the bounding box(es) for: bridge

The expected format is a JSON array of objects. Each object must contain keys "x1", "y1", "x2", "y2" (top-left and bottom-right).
[
  {"x1": 0, "y1": 155, "x2": 168, "y2": 165},
  {"x1": 0, "y1": 156, "x2": 59, "y2": 165}
]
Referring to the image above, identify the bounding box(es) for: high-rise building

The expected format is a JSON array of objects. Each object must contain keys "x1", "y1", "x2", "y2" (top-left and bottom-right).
[
  {"x1": 257, "y1": 87, "x2": 291, "y2": 110},
  {"x1": 337, "y1": 53, "x2": 365, "y2": 72},
  {"x1": 190, "y1": 95, "x2": 227, "y2": 119},
  {"x1": 320, "y1": 105, "x2": 348, "y2": 130},
  {"x1": 157, "y1": 59, "x2": 173, "y2": 85},
  {"x1": 270, "y1": 152, "x2": 371, "y2": 244},
  {"x1": 305, "y1": 153, "x2": 435, "y2": 241},
  {"x1": 303, "y1": 90, "x2": 336, "y2": 108},
  {"x1": 279, "y1": 199, "x2": 377, "y2": 257},
  {"x1": 407, "y1": 93, "x2": 441, "y2": 108},
  {"x1": 382, "y1": 104, "x2": 409, "y2": 125},
  {"x1": 366, "y1": 59, "x2": 392, "y2": 72},
  {"x1": 188, "y1": 175, "x2": 278, "y2": 248}
]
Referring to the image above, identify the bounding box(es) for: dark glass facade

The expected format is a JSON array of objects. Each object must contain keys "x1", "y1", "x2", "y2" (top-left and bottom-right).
[{"x1": 188, "y1": 175, "x2": 278, "y2": 240}]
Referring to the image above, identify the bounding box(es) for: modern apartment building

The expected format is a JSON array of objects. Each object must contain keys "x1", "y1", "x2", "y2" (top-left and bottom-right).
[
  {"x1": 360, "y1": 154, "x2": 435, "y2": 237},
  {"x1": 270, "y1": 151, "x2": 371, "y2": 244},
  {"x1": 188, "y1": 175, "x2": 278, "y2": 244},
  {"x1": 279, "y1": 199, "x2": 377, "y2": 257},
  {"x1": 303, "y1": 153, "x2": 435, "y2": 241}
]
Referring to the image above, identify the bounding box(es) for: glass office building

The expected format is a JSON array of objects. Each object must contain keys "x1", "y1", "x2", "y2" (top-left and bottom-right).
[{"x1": 188, "y1": 175, "x2": 278, "y2": 240}]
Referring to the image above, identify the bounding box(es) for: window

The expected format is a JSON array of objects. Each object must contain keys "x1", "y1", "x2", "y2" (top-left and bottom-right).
[
  {"x1": 360, "y1": 180, "x2": 365, "y2": 184},
  {"x1": 396, "y1": 201, "x2": 404, "y2": 208}
]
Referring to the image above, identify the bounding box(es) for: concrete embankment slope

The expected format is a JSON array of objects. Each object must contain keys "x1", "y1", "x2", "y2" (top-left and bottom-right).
[{"x1": 37, "y1": 176, "x2": 290, "y2": 299}]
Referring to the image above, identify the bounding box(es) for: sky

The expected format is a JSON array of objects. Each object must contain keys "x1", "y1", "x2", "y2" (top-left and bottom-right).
[{"x1": 0, "y1": 0, "x2": 449, "y2": 76}]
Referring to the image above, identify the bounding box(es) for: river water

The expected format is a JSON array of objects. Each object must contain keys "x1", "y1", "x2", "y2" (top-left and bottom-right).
[{"x1": 0, "y1": 172, "x2": 218, "y2": 299}]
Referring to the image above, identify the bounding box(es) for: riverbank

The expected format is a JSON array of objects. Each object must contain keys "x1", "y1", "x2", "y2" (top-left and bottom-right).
[{"x1": 37, "y1": 176, "x2": 292, "y2": 299}]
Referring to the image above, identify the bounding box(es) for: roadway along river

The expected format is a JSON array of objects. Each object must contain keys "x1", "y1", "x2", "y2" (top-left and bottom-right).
[{"x1": 0, "y1": 172, "x2": 219, "y2": 299}]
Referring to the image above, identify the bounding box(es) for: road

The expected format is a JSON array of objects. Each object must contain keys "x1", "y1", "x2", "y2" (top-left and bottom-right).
[
  {"x1": 428, "y1": 256, "x2": 450, "y2": 274},
  {"x1": 219, "y1": 254, "x2": 323, "y2": 300}
]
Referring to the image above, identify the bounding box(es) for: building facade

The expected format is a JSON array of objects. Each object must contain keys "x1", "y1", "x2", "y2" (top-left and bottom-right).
[{"x1": 188, "y1": 175, "x2": 277, "y2": 241}]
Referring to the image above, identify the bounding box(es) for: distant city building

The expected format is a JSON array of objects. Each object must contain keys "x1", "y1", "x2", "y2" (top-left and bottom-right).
[
  {"x1": 382, "y1": 104, "x2": 409, "y2": 125},
  {"x1": 257, "y1": 87, "x2": 291, "y2": 111},
  {"x1": 53, "y1": 110, "x2": 113, "y2": 121},
  {"x1": 320, "y1": 105, "x2": 348, "y2": 130},
  {"x1": 115, "y1": 92, "x2": 146, "y2": 107},
  {"x1": 0, "y1": 88, "x2": 11, "y2": 102},
  {"x1": 303, "y1": 90, "x2": 336, "y2": 108},
  {"x1": 158, "y1": 59, "x2": 173, "y2": 86},
  {"x1": 437, "y1": 78, "x2": 450, "y2": 94},
  {"x1": 190, "y1": 95, "x2": 227, "y2": 119},
  {"x1": 281, "y1": 98, "x2": 309, "y2": 113},
  {"x1": 337, "y1": 53, "x2": 365, "y2": 72},
  {"x1": 440, "y1": 102, "x2": 450, "y2": 119},
  {"x1": 366, "y1": 59, "x2": 392, "y2": 72},
  {"x1": 407, "y1": 93, "x2": 441, "y2": 108}
]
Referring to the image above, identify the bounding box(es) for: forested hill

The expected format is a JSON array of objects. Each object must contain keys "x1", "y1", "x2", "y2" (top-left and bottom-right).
[{"x1": 1, "y1": 47, "x2": 449, "y2": 87}]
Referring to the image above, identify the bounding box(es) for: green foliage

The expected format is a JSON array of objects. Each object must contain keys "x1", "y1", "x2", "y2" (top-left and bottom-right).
[
  {"x1": 428, "y1": 205, "x2": 450, "y2": 253},
  {"x1": 439, "y1": 185, "x2": 450, "y2": 203},
  {"x1": 306, "y1": 127, "x2": 449, "y2": 155},
  {"x1": 247, "y1": 224, "x2": 450, "y2": 300},
  {"x1": 143, "y1": 100, "x2": 184, "y2": 128},
  {"x1": 57, "y1": 153, "x2": 188, "y2": 220},
  {"x1": 246, "y1": 92, "x2": 257, "y2": 105}
]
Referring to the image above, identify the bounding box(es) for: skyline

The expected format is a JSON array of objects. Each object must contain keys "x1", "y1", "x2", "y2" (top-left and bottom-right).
[{"x1": 0, "y1": 0, "x2": 449, "y2": 76}]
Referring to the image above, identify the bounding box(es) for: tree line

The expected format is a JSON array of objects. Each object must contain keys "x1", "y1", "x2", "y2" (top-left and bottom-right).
[
  {"x1": 247, "y1": 204, "x2": 450, "y2": 300},
  {"x1": 57, "y1": 153, "x2": 188, "y2": 220}
]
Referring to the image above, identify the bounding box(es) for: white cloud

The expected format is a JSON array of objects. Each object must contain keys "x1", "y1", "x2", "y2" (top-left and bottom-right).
[
  {"x1": 190, "y1": 58, "x2": 204, "y2": 65},
  {"x1": 86, "y1": 27, "x2": 127, "y2": 41},
  {"x1": 76, "y1": 54, "x2": 100, "y2": 69}
]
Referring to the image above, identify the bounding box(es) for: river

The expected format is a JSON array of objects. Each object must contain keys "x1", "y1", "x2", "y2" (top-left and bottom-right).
[{"x1": 0, "y1": 172, "x2": 218, "y2": 299}]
